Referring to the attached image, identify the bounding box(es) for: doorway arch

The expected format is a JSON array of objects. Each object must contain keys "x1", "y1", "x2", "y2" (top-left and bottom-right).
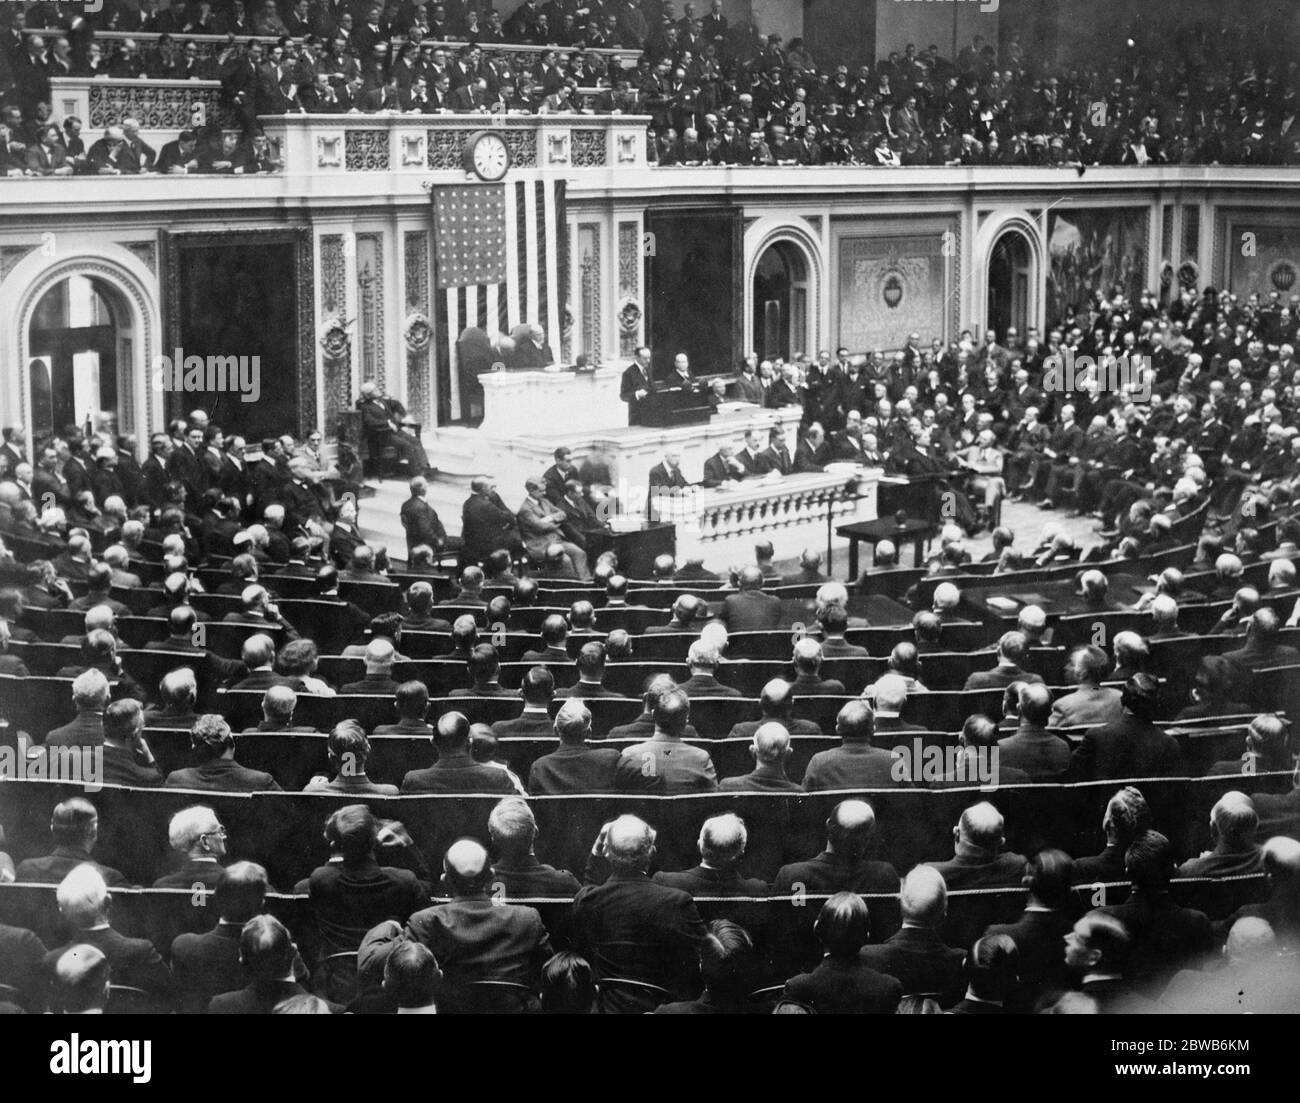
[
  {"x1": 987, "y1": 229, "x2": 1032, "y2": 340},
  {"x1": 753, "y1": 240, "x2": 810, "y2": 363}
]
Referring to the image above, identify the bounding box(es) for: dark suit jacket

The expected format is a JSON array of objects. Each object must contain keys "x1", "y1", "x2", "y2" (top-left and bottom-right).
[
  {"x1": 858, "y1": 926, "x2": 966, "y2": 1004},
  {"x1": 527, "y1": 742, "x2": 622, "y2": 794},
  {"x1": 170, "y1": 922, "x2": 245, "y2": 1014},
  {"x1": 803, "y1": 742, "x2": 906, "y2": 791},
  {"x1": 1103, "y1": 889, "x2": 1214, "y2": 995},
  {"x1": 718, "y1": 769, "x2": 804, "y2": 792},
  {"x1": 401, "y1": 749, "x2": 518, "y2": 794},
  {"x1": 996, "y1": 724, "x2": 1072, "y2": 779},
  {"x1": 45, "y1": 927, "x2": 172, "y2": 1001},
  {"x1": 1071, "y1": 714, "x2": 1184, "y2": 780},
  {"x1": 984, "y1": 908, "x2": 1075, "y2": 1009},
  {"x1": 571, "y1": 868, "x2": 707, "y2": 1009},
  {"x1": 152, "y1": 858, "x2": 224, "y2": 890},
  {"x1": 791, "y1": 672, "x2": 846, "y2": 696},
  {"x1": 340, "y1": 673, "x2": 401, "y2": 695},
  {"x1": 405, "y1": 896, "x2": 551, "y2": 1006},
  {"x1": 721, "y1": 589, "x2": 781, "y2": 631},
  {"x1": 784, "y1": 956, "x2": 903, "y2": 1013},
  {"x1": 490, "y1": 712, "x2": 557, "y2": 738},
  {"x1": 44, "y1": 710, "x2": 105, "y2": 748},
  {"x1": 676, "y1": 671, "x2": 743, "y2": 698},
  {"x1": 963, "y1": 663, "x2": 1044, "y2": 690},
  {"x1": 307, "y1": 858, "x2": 427, "y2": 952},
  {"x1": 209, "y1": 979, "x2": 343, "y2": 1014},
  {"x1": 616, "y1": 735, "x2": 717, "y2": 793},
  {"x1": 15, "y1": 848, "x2": 130, "y2": 888},
  {"x1": 927, "y1": 848, "x2": 1028, "y2": 889},
  {"x1": 653, "y1": 864, "x2": 768, "y2": 897},
  {"x1": 772, "y1": 852, "x2": 899, "y2": 895},
  {"x1": 492, "y1": 857, "x2": 581, "y2": 898},
  {"x1": 0, "y1": 922, "x2": 47, "y2": 1011},
  {"x1": 164, "y1": 757, "x2": 282, "y2": 792}
]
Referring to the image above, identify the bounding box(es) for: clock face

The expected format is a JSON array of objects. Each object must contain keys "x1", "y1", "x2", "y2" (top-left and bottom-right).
[{"x1": 471, "y1": 133, "x2": 510, "y2": 180}]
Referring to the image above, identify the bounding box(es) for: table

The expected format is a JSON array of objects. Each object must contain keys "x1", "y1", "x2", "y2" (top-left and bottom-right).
[
  {"x1": 585, "y1": 522, "x2": 676, "y2": 579},
  {"x1": 960, "y1": 574, "x2": 1150, "y2": 621},
  {"x1": 838, "y1": 516, "x2": 937, "y2": 576}
]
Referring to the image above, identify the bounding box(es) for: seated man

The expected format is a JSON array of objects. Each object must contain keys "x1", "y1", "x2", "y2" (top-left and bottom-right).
[
  {"x1": 48, "y1": 944, "x2": 110, "y2": 1016},
  {"x1": 728, "y1": 678, "x2": 823, "y2": 739},
  {"x1": 927, "y1": 801, "x2": 1027, "y2": 889},
  {"x1": 818, "y1": 604, "x2": 868, "y2": 657},
  {"x1": 653, "y1": 813, "x2": 768, "y2": 897},
  {"x1": 782, "y1": 892, "x2": 903, "y2": 1013},
  {"x1": 518, "y1": 477, "x2": 589, "y2": 579},
  {"x1": 721, "y1": 566, "x2": 781, "y2": 630},
  {"x1": 557, "y1": 640, "x2": 625, "y2": 698},
  {"x1": 868, "y1": 673, "x2": 926, "y2": 734},
  {"x1": 720, "y1": 721, "x2": 804, "y2": 792},
  {"x1": 858, "y1": 866, "x2": 966, "y2": 1006},
  {"x1": 773, "y1": 799, "x2": 899, "y2": 895},
  {"x1": 143, "y1": 667, "x2": 203, "y2": 730},
  {"x1": 1049, "y1": 644, "x2": 1123, "y2": 728},
  {"x1": 492, "y1": 666, "x2": 558, "y2": 738},
  {"x1": 372, "y1": 680, "x2": 433, "y2": 737},
  {"x1": 44, "y1": 865, "x2": 171, "y2": 1005},
  {"x1": 522, "y1": 614, "x2": 571, "y2": 661},
  {"x1": 790, "y1": 637, "x2": 846, "y2": 696},
  {"x1": 449, "y1": 642, "x2": 513, "y2": 697},
  {"x1": 802, "y1": 700, "x2": 905, "y2": 791},
  {"x1": 571, "y1": 815, "x2": 707, "y2": 1012},
  {"x1": 398, "y1": 582, "x2": 451, "y2": 632},
  {"x1": 15, "y1": 797, "x2": 130, "y2": 887},
  {"x1": 209, "y1": 915, "x2": 342, "y2": 1014},
  {"x1": 340, "y1": 638, "x2": 402, "y2": 696},
  {"x1": 303, "y1": 805, "x2": 425, "y2": 954},
  {"x1": 615, "y1": 687, "x2": 717, "y2": 793},
  {"x1": 963, "y1": 630, "x2": 1044, "y2": 690},
  {"x1": 1070, "y1": 674, "x2": 1184, "y2": 780},
  {"x1": 527, "y1": 698, "x2": 622, "y2": 794},
  {"x1": 677, "y1": 639, "x2": 742, "y2": 699},
  {"x1": 305, "y1": 721, "x2": 399, "y2": 795},
  {"x1": 405, "y1": 838, "x2": 552, "y2": 1010},
  {"x1": 221, "y1": 583, "x2": 300, "y2": 640},
  {"x1": 356, "y1": 380, "x2": 432, "y2": 476},
  {"x1": 487, "y1": 797, "x2": 581, "y2": 897},
  {"x1": 401, "y1": 711, "x2": 518, "y2": 794},
  {"x1": 996, "y1": 682, "x2": 1071, "y2": 780},
  {"x1": 98, "y1": 698, "x2": 164, "y2": 787},
  {"x1": 230, "y1": 634, "x2": 295, "y2": 692},
  {"x1": 983, "y1": 849, "x2": 1076, "y2": 1010},
  {"x1": 957, "y1": 429, "x2": 1006, "y2": 524},
  {"x1": 153, "y1": 804, "x2": 227, "y2": 890},
  {"x1": 163, "y1": 714, "x2": 283, "y2": 792},
  {"x1": 1176, "y1": 791, "x2": 1264, "y2": 879}
]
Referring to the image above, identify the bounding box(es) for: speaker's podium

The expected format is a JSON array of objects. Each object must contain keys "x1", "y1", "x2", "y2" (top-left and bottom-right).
[{"x1": 640, "y1": 385, "x2": 713, "y2": 427}]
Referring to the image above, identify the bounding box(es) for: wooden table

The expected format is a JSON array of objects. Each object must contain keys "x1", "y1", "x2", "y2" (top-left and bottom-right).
[{"x1": 837, "y1": 517, "x2": 936, "y2": 577}]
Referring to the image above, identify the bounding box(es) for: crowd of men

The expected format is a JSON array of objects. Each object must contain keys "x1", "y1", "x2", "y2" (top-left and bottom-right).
[{"x1": 3, "y1": 1, "x2": 1300, "y2": 175}]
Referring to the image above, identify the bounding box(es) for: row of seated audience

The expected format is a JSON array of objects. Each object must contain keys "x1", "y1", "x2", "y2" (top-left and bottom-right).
[
  {"x1": 3, "y1": 783, "x2": 1299, "y2": 1013},
  {"x1": 4, "y1": 4, "x2": 1300, "y2": 164}
]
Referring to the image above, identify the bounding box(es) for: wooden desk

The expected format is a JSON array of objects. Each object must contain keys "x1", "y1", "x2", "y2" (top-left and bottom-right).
[{"x1": 837, "y1": 516, "x2": 936, "y2": 576}]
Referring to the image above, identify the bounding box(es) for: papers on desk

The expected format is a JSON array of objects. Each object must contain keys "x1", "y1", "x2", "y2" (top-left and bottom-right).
[{"x1": 985, "y1": 596, "x2": 1020, "y2": 613}]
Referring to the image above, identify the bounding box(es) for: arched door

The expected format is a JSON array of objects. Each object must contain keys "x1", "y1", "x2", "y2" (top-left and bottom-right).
[
  {"x1": 753, "y1": 241, "x2": 809, "y2": 362},
  {"x1": 28, "y1": 274, "x2": 127, "y2": 440},
  {"x1": 987, "y1": 230, "x2": 1032, "y2": 340}
]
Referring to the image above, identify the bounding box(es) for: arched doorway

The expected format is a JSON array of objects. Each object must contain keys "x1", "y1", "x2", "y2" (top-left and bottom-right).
[
  {"x1": 987, "y1": 230, "x2": 1032, "y2": 340},
  {"x1": 753, "y1": 241, "x2": 809, "y2": 362},
  {"x1": 27, "y1": 275, "x2": 131, "y2": 441}
]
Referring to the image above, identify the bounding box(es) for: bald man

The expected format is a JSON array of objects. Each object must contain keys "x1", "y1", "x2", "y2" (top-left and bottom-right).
[
  {"x1": 849, "y1": 865, "x2": 962, "y2": 1002},
  {"x1": 1176, "y1": 792, "x2": 1263, "y2": 879},
  {"x1": 571, "y1": 814, "x2": 707, "y2": 1012},
  {"x1": 719, "y1": 721, "x2": 803, "y2": 791},
  {"x1": 527, "y1": 698, "x2": 622, "y2": 794},
  {"x1": 1218, "y1": 836, "x2": 1300, "y2": 951},
  {"x1": 772, "y1": 800, "x2": 899, "y2": 895},
  {"x1": 401, "y1": 712, "x2": 517, "y2": 794},
  {"x1": 1162, "y1": 916, "x2": 1300, "y2": 1014},
  {"x1": 339, "y1": 638, "x2": 400, "y2": 695},
  {"x1": 790, "y1": 637, "x2": 846, "y2": 696},
  {"x1": 927, "y1": 802, "x2": 1028, "y2": 889},
  {"x1": 50, "y1": 943, "x2": 111, "y2": 1015},
  {"x1": 653, "y1": 813, "x2": 769, "y2": 897},
  {"x1": 405, "y1": 838, "x2": 551, "y2": 1011}
]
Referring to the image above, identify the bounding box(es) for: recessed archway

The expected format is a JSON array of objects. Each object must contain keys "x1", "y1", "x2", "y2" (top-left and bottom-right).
[
  {"x1": 753, "y1": 240, "x2": 810, "y2": 363},
  {"x1": 987, "y1": 229, "x2": 1033, "y2": 341}
]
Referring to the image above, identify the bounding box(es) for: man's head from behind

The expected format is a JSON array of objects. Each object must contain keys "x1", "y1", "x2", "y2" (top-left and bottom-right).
[
  {"x1": 899, "y1": 864, "x2": 947, "y2": 928},
  {"x1": 956, "y1": 801, "x2": 1005, "y2": 854},
  {"x1": 240, "y1": 914, "x2": 295, "y2": 983},
  {"x1": 815, "y1": 891, "x2": 871, "y2": 959},
  {"x1": 443, "y1": 837, "x2": 493, "y2": 896},
  {"x1": 604, "y1": 814, "x2": 655, "y2": 872},
  {"x1": 384, "y1": 939, "x2": 442, "y2": 1010},
  {"x1": 653, "y1": 686, "x2": 691, "y2": 736},
  {"x1": 215, "y1": 861, "x2": 269, "y2": 925},
  {"x1": 489, "y1": 796, "x2": 538, "y2": 864},
  {"x1": 698, "y1": 812, "x2": 747, "y2": 870},
  {"x1": 57, "y1": 863, "x2": 110, "y2": 930},
  {"x1": 825, "y1": 799, "x2": 876, "y2": 860}
]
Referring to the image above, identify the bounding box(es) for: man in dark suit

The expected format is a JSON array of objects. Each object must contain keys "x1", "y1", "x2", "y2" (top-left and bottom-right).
[
  {"x1": 803, "y1": 700, "x2": 906, "y2": 791},
  {"x1": 1175, "y1": 792, "x2": 1264, "y2": 880},
  {"x1": 677, "y1": 639, "x2": 743, "y2": 698},
  {"x1": 172, "y1": 861, "x2": 300, "y2": 1014},
  {"x1": 1102, "y1": 829, "x2": 1215, "y2": 997},
  {"x1": 1222, "y1": 607, "x2": 1300, "y2": 672},
  {"x1": 0, "y1": 916, "x2": 47, "y2": 1012},
  {"x1": 448, "y1": 643, "x2": 514, "y2": 698},
  {"x1": 653, "y1": 813, "x2": 769, "y2": 898},
  {"x1": 43, "y1": 668, "x2": 110, "y2": 749},
  {"x1": 405, "y1": 838, "x2": 552, "y2": 1009},
  {"x1": 461, "y1": 476, "x2": 522, "y2": 563},
  {"x1": 229, "y1": 634, "x2": 295, "y2": 693},
  {"x1": 492, "y1": 665, "x2": 560, "y2": 737},
  {"x1": 44, "y1": 865, "x2": 172, "y2": 1006},
  {"x1": 616, "y1": 687, "x2": 716, "y2": 793},
  {"x1": 997, "y1": 682, "x2": 1071, "y2": 780},
  {"x1": 647, "y1": 450, "x2": 691, "y2": 518},
  {"x1": 339, "y1": 638, "x2": 402, "y2": 695},
  {"x1": 166, "y1": 424, "x2": 209, "y2": 508},
  {"x1": 721, "y1": 566, "x2": 781, "y2": 630},
  {"x1": 1070, "y1": 674, "x2": 1184, "y2": 780},
  {"x1": 793, "y1": 422, "x2": 831, "y2": 472},
  {"x1": 572, "y1": 814, "x2": 708, "y2": 1011},
  {"x1": 163, "y1": 715, "x2": 283, "y2": 792},
  {"x1": 963, "y1": 630, "x2": 1046, "y2": 690},
  {"x1": 620, "y1": 346, "x2": 654, "y2": 426},
  {"x1": 302, "y1": 805, "x2": 426, "y2": 956},
  {"x1": 209, "y1": 914, "x2": 343, "y2": 1013},
  {"x1": 1049, "y1": 644, "x2": 1124, "y2": 729},
  {"x1": 527, "y1": 697, "x2": 622, "y2": 794},
  {"x1": 983, "y1": 849, "x2": 1076, "y2": 1011},
  {"x1": 868, "y1": 673, "x2": 927, "y2": 735},
  {"x1": 556, "y1": 640, "x2": 625, "y2": 699},
  {"x1": 727, "y1": 678, "x2": 823, "y2": 741},
  {"x1": 790, "y1": 637, "x2": 847, "y2": 696},
  {"x1": 700, "y1": 442, "x2": 746, "y2": 487},
  {"x1": 927, "y1": 801, "x2": 1027, "y2": 890},
  {"x1": 487, "y1": 797, "x2": 581, "y2": 898},
  {"x1": 772, "y1": 800, "x2": 899, "y2": 894},
  {"x1": 399, "y1": 475, "x2": 446, "y2": 558},
  {"x1": 15, "y1": 797, "x2": 130, "y2": 887},
  {"x1": 858, "y1": 865, "x2": 966, "y2": 1006},
  {"x1": 783, "y1": 892, "x2": 903, "y2": 1013},
  {"x1": 607, "y1": 674, "x2": 703, "y2": 742},
  {"x1": 401, "y1": 711, "x2": 518, "y2": 794},
  {"x1": 152, "y1": 805, "x2": 227, "y2": 890}
]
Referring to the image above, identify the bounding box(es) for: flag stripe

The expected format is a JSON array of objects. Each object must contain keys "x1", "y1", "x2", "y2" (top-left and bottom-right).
[
  {"x1": 537, "y1": 178, "x2": 552, "y2": 352},
  {"x1": 446, "y1": 286, "x2": 461, "y2": 419},
  {"x1": 512, "y1": 180, "x2": 527, "y2": 326},
  {"x1": 486, "y1": 282, "x2": 500, "y2": 336},
  {"x1": 522, "y1": 181, "x2": 539, "y2": 325}
]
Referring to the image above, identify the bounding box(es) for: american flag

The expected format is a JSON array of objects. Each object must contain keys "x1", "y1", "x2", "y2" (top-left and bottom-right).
[{"x1": 432, "y1": 177, "x2": 567, "y2": 423}]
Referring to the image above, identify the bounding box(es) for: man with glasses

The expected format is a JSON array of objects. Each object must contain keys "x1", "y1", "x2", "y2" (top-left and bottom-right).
[{"x1": 153, "y1": 806, "x2": 229, "y2": 891}]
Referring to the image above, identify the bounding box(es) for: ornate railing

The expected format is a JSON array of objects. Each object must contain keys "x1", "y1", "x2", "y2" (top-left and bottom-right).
[
  {"x1": 51, "y1": 76, "x2": 236, "y2": 135},
  {"x1": 262, "y1": 112, "x2": 650, "y2": 174}
]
